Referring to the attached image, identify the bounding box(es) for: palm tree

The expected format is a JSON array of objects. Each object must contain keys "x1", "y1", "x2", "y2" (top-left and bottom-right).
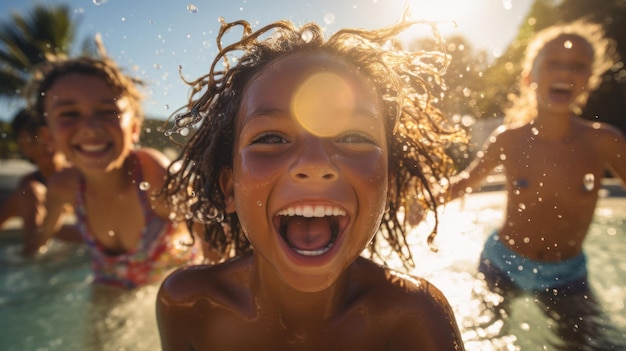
[{"x1": 0, "y1": 4, "x2": 76, "y2": 100}]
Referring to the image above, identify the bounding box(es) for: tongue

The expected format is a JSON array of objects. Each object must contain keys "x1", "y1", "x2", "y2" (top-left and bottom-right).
[{"x1": 286, "y1": 217, "x2": 332, "y2": 251}]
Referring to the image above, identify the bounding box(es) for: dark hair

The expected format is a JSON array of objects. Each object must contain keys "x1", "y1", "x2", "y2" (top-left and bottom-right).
[
  {"x1": 10, "y1": 108, "x2": 40, "y2": 137},
  {"x1": 25, "y1": 44, "x2": 145, "y2": 127},
  {"x1": 163, "y1": 18, "x2": 464, "y2": 269}
]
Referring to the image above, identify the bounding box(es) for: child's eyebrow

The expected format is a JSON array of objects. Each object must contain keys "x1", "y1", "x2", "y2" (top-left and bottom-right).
[
  {"x1": 49, "y1": 98, "x2": 120, "y2": 111},
  {"x1": 248, "y1": 106, "x2": 379, "y2": 120},
  {"x1": 247, "y1": 107, "x2": 287, "y2": 119}
]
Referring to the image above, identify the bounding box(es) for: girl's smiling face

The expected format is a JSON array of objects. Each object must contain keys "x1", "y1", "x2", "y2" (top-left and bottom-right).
[
  {"x1": 222, "y1": 52, "x2": 389, "y2": 292},
  {"x1": 43, "y1": 73, "x2": 139, "y2": 173}
]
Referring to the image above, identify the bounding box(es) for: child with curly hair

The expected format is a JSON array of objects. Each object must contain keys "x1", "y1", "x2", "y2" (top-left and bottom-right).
[{"x1": 158, "y1": 17, "x2": 465, "y2": 350}]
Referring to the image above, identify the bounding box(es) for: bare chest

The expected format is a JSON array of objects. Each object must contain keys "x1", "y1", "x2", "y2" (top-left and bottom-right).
[{"x1": 502, "y1": 139, "x2": 605, "y2": 196}]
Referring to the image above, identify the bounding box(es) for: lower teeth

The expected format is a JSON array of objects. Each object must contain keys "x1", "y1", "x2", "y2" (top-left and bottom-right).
[{"x1": 293, "y1": 243, "x2": 333, "y2": 256}]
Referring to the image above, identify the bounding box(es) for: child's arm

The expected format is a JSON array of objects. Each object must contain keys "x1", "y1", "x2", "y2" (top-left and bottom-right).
[
  {"x1": 0, "y1": 184, "x2": 23, "y2": 229},
  {"x1": 448, "y1": 126, "x2": 508, "y2": 199},
  {"x1": 598, "y1": 124, "x2": 626, "y2": 185},
  {"x1": 21, "y1": 170, "x2": 77, "y2": 256},
  {"x1": 14, "y1": 177, "x2": 48, "y2": 247}
]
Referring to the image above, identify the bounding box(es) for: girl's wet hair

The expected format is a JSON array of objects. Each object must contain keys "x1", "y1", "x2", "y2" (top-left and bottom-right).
[
  {"x1": 164, "y1": 17, "x2": 464, "y2": 269},
  {"x1": 25, "y1": 36, "x2": 145, "y2": 126},
  {"x1": 505, "y1": 19, "x2": 618, "y2": 125}
]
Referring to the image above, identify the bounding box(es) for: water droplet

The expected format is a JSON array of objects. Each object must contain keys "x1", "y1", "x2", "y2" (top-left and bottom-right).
[
  {"x1": 187, "y1": 3, "x2": 198, "y2": 13},
  {"x1": 520, "y1": 322, "x2": 530, "y2": 331},
  {"x1": 256, "y1": 201, "x2": 262, "y2": 207},
  {"x1": 499, "y1": 154, "x2": 507, "y2": 161},
  {"x1": 139, "y1": 181, "x2": 151, "y2": 191},
  {"x1": 164, "y1": 104, "x2": 170, "y2": 110},
  {"x1": 180, "y1": 127, "x2": 190, "y2": 136},
  {"x1": 107, "y1": 230, "x2": 115, "y2": 237},
  {"x1": 301, "y1": 29, "x2": 313, "y2": 43},
  {"x1": 92, "y1": 0, "x2": 107, "y2": 6},
  {"x1": 323, "y1": 13, "x2": 335, "y2": 25},
  {"x1": 518, "y1": 203, "x2": 526, "y2": 211},
  {"x1": 169, "y1": 160, "x2": 183, "y2": 174},
  {"x1": 563, "y1": 40, "x2": 572, "y2": 49},
  {"x1": 583, "y1": 173, "x2": 595, "y2": 191},
  {"x1": 531, "y1": 127, "x2": 539, "y2": 135},
  {"x1": 154, "y1": 63, "x2": 161, "y2": 69}
]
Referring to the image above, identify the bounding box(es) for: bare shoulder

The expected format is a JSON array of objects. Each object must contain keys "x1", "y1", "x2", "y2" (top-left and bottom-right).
[
  {"x1": 157, "y1": 255, "x2": 253, "y2": 349},
  {"x1": 576, "y1": 118, "x2": 626, "y2": 155},
  {"x1": 576, "y1": 118, "x2": 625, "y2": 138},
  {"x1": 356, "y1": 260, "x2": 465, "y2": 350},
  {"x1": 158, "y1": 253, "x2": 251, "y2": 307},
  {"x1": 134, "y1": 147, "x2": 172, "y2": 169}
]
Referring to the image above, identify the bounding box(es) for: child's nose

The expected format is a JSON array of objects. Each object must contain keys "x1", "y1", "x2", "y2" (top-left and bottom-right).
[{"x1": 290, "y1": 139, "x2": 338, "y2": 181}]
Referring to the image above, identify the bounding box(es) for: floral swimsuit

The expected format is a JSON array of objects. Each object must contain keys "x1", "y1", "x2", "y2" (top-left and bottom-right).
[{"x1": 75, "y1": 153, "x2": 199, "y2": 289}]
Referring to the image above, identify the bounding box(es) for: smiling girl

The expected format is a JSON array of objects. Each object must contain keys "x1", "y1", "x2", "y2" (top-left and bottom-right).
[
  {"x1": 22, "y1": 52, "x2": 205, "y2": 289},
  {"x1": 157, "y1": 18, "x2": 465, "y2": 350}
]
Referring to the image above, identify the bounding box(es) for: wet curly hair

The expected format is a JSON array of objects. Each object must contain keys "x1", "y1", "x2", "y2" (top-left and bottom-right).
[{"x1": 163, "y1": 17, "x2": 464, "y2": 270}]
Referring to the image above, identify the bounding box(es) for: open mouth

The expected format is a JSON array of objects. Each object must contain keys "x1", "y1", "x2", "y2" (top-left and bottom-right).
[
  {"x1": 549, "y1": 83, "x2": 573, "y2": 101},
  {"x1": 275, "y1": 205, "x2": 347, "y2": 257}
]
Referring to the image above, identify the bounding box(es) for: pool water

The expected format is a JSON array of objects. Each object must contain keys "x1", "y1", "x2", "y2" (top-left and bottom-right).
[
  {"x1": 406, "y1": 192, "x2": 626, "y2": 350},
  {"x1": 0, "y1": 230, "x2": 161, "y2": 351},
  {"x1": 1, "y1": 191, "x2": 625, "y2": 350}
]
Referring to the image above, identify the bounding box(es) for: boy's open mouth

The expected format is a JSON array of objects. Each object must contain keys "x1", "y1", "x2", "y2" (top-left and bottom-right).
[
  {"x1": 549, "y1": 83, "x2": 573, "y2": 101},
  {"x1": 275, "y1": 205, "x2": 347, "y2": 257}
]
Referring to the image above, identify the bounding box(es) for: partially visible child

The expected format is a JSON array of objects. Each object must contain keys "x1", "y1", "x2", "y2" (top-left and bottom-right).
[
  {"x1": 0, "y1": 108, "x2": 79, "y2": 244},
  {"x1": 157, "y1": 18, "x2": 465, "y2": 350},
  {"x1": 21, "y1": 50, "x2": 205, "y2": 289}
]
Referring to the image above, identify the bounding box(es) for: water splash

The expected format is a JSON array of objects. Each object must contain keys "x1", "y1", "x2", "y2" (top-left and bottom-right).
[
  {"x1": 301, "y1": 29, "x2": 314, "y2": 43},
  {"x1": 583, "y1": 173, "x2": 595, "y2": 191},
  {"x1": 323, "y1": 13, "x2": 336, "y2": 25},
  {"x1": 564, "y1": 40, "x2": 573, "y2": 49},
  {"x1": 186, "y1": 3, "x2": 198, "y2": 13}
]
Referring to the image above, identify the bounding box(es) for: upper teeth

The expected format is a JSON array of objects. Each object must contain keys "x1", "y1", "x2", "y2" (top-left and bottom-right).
[
  {"x1": 81, "y1": 144, "x2": 107, "y2": 152},
  {"x1": 277, "y1": 205, "x2": 345, "y2": 217}
]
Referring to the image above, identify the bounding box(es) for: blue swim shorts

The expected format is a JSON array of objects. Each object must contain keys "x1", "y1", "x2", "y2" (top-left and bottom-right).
[{"x1": 478, "y1": 232, "x2": 588, "y2": 294}]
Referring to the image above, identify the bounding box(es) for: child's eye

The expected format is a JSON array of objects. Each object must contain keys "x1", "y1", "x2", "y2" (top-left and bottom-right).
[
  {"x1": 251, "y1": 133, "x2": 288, "y2": 145},
  {"x1": 337, "y1": 132, "x2": 376, "y2": 145},
  {"x1": 56, "y1": 110, "x2": 81, "y2": 121}
]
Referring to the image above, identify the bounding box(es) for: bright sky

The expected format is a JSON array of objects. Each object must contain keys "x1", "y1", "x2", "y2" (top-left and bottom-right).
[{"x1": 0, "y1": 0, "x2": 533, "y2": 121}]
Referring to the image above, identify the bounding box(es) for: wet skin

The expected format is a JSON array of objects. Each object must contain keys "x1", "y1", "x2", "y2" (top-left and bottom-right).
[
  {"x1": 157, "y1": 52, "x2": 465, "y2": 350},
  {"x1": 451, "y1": 35, "x2": 626, "y2": 261}
]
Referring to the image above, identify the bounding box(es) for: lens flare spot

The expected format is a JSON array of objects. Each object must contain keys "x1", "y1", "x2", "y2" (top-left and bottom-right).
[{"x1": 291, "y1": 72, "x2": 355, "y2": 137}]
